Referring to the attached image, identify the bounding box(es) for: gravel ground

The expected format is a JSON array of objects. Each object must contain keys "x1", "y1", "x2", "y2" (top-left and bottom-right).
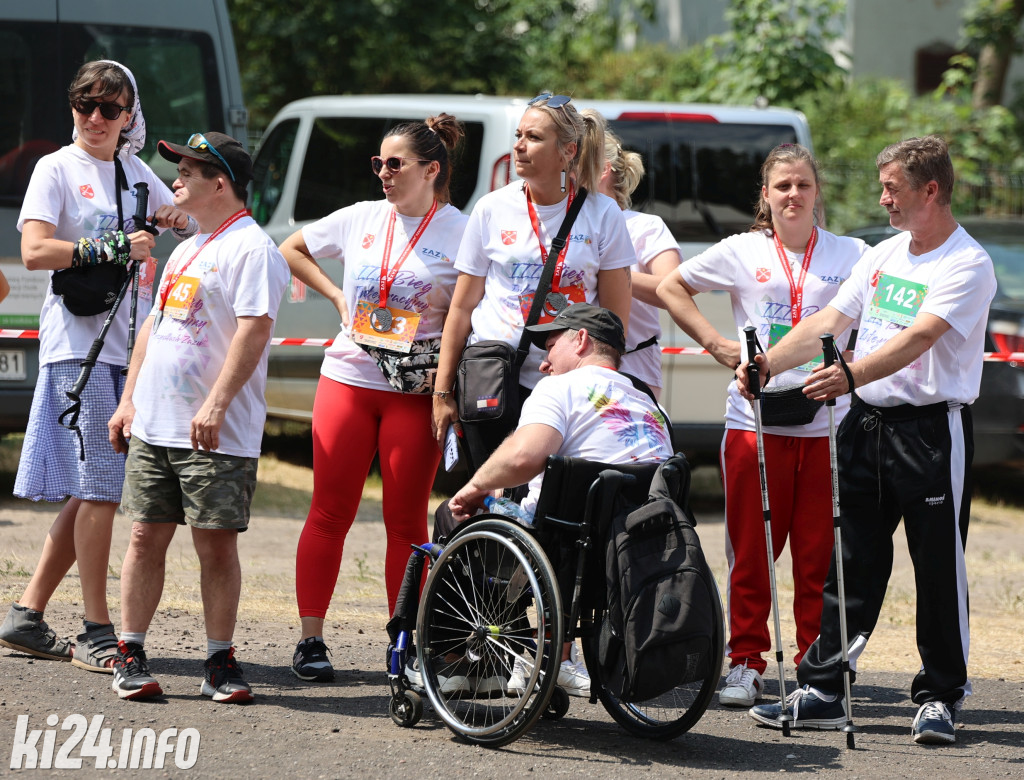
[{"x1": 1, "y1": 488, "x2": 1022, "y2": 779}]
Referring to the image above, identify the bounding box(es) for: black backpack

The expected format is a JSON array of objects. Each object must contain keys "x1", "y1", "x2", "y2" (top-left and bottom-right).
[{"x1": 598, "y1": 454, "x2": 718, "y2": 703}]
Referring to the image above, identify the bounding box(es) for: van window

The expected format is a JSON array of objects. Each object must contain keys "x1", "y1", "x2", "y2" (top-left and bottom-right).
[
  {"x1": 609, "y1": 117, "x2": 798, "y2": 241},
  {"x1": 272, "y1": 116, "x2": 486, "y2": 224},
  {"x1": 0, "y1": 21, "x2": 225, "y2": 206},
  {"x1": 251, "y1": 118, "x2": 299, "y2": 226}
]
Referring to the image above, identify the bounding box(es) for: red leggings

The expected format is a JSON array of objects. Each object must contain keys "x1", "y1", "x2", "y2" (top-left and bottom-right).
[
  {"x1": 295, "y1": 377, "x2": 439, "y2": 617},
  {"x1": 720, "y1": 429, "x2": 834, "y2": 674}
]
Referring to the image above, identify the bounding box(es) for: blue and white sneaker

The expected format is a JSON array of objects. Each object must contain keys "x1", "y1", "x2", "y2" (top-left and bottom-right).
[
  {"x1": 912, "y1": 701, "x2": 956, "y2": 744},
  {"x1": 748, "y1": 685, "x2": 847, "y2": 730}
]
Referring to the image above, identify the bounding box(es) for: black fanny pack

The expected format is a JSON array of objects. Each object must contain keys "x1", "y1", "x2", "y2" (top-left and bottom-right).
[
  {"x1": 760, "y1": 384, "x2": 823, "y2": 427},
  {"x1": 51, "y1": 264, "x2": 129, "y2": 316}
]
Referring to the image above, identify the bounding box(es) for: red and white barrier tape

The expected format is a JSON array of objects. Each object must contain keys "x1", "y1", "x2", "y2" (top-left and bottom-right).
[{"x1": 3, "y1": 329, "x2": 1024, "y2": 362}]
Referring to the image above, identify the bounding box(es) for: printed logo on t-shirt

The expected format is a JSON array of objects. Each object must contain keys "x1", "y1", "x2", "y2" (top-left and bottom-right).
[
  {"x1": 79, "y1": 184, "x2": 94, "y2": 199},
  {"x1": 870, "y1": 269, "x2": 882, "y2": 287},
  {"x1": 756, "y1": 267, "x2": 771, "y2": 283},
  {"x1": 501, "y1": 230, "x2": 517, "y2": 245},
  {"x1": 362, "y1": 233, "x2": 375, "y2": 249}
]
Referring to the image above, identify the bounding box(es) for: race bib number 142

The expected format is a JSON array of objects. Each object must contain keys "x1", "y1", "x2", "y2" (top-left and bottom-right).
[{"x1": 869, "y1": 273, "x2": 928, "y2": 327}]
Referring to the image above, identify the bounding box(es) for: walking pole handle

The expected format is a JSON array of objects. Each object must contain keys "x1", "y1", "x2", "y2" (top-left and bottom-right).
[
  {"x1": 820, "y1": 333, "x2": 837, "y2": 408},
  {"x1": 132, "y1": 182, "x2": 158, "y2": 235},
  {"x1": 743, "y1": 325, "x2": 761, "y2": 401}
]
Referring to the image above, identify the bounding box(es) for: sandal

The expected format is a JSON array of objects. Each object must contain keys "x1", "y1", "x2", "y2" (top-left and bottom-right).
[{"x1": 70, "y1": 623, "x2": 119, "y2": 673}]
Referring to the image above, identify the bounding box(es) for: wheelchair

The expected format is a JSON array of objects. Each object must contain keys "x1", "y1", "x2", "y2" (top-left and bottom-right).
[{"x1": 385, "y1": 453, "x2": 725, "y2": 748}]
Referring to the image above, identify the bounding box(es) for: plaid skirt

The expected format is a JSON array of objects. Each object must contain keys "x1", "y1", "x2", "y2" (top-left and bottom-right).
[{"x1": 14, "y1": 360, "x2": 126, "y2": 503}]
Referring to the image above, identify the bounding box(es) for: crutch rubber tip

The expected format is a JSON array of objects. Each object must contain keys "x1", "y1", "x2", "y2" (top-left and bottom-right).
[{"x1": 778, "y1": 712, "x2": 793, "y2": 737}]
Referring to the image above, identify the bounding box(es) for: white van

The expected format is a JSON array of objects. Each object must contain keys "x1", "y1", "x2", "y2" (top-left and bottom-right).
[
  {"x1": 0, "y1": 0, "x2": 247, "y2": 436},
  {"x1": 251, "y1": 95, "x2": 813, "y2": 462}
]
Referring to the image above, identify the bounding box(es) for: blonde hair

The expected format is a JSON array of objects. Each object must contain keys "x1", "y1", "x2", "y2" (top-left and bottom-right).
[
  {"x1": 527, "y1": 95, "x2": 605, "y2": 192},
  {"x1": 599, "y1": 123, "x2": 644, "y2": 210}
]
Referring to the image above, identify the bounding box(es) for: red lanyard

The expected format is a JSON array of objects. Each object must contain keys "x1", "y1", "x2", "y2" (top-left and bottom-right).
[
  {"x1": 158, "y1": 209, "x2": 249, "y2": 312},
  {"x1": 525, "y1": 184, "x2": 575, "y2": 292},
  {"x1": 771, "y1": 227, "x2": 816, "y2": 325},
  {"x1": 379, "y1": 200, "x2": 437, "y2": 308}
]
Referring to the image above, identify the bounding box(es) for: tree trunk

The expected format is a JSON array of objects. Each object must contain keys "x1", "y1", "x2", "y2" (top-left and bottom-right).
[{"x1": 972, "y1": 0, "x2": 1024, "y2": 108}]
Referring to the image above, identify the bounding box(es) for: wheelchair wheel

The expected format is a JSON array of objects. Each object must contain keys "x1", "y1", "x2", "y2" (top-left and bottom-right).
[
  {"x1": 583, "y1": 566, "x2": 725, "y2": 740},
  {"x1": 416, "y1": 519, "x2": 563, "y2": 748},
  {"x1": 390, "y1": 689, "x2": 423, "y2": 727}
]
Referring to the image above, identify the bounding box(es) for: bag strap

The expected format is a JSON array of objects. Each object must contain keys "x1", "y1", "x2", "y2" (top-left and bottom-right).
[
  {"x1": 620, "y1": 370, "x2": 678, "y2": 453},
  {"x1": 514, "y1": 187, "x2": 588, "y2": 367}
]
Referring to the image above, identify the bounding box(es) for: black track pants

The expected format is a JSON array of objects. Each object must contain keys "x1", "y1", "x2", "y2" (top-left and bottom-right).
[{"x1": 797, "y1": 400, "x2": 973, "y2": 706}]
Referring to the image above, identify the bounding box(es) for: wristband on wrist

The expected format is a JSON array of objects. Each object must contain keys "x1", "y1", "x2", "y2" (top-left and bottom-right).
[
  {"x1": 71, "y1": 236, "x2": 100, "y2": 268},
  {"x1": 99, "y1": 230, "x2": 131, "y2": 265},
  {"x1": 432, "y1": 389, "x2": 452, "y2": 400}
]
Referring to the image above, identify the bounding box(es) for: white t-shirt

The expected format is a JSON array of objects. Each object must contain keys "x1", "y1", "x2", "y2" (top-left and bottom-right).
[
  {"x1": 456, "y1": 183, "x2": 636, "y2": 388},
  {"x1": 679, "y1": 229, "x2": 867, "y2": 437},
  {"x1": 302, "y1": 200, "x2": 467, "y2": 392},
  {"x1": 830, "y1": 225, "x2": 995, "y2": 407},
  {"x1": 18, "y1": 144, "x2": 177, "y2": 367},
  {"x1": 619, "y1": 210, "x2": 679, "y2": 389},
  {"x1": 131, "y1": 216, "x2": 290, "y2": 457},
  {"x1": 517, "y1": 364, "x2": 674, "y2": 515}
]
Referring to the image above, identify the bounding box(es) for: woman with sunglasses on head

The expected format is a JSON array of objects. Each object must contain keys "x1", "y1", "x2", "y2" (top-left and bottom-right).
[
  {"x1": 657, "y1": 144, "x2": 866, "y2": 709},
  {"x1": 594, "y1": 119, "x2": 681, "y2": 398},
  {"x1": 1, "y1": 60, "x2": 193, "y2": 673},
  {"x1": 279, "y1": 114, "x2": 467, "y2": 682},
  {"x1": 432, "y1": 93, "x2": 636, "y2": 470}
]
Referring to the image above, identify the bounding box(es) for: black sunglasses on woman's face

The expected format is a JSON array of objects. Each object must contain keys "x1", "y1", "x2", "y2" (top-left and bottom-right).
[{"x1": 72, "y1": 99, "x2": 129, "y2": 121}]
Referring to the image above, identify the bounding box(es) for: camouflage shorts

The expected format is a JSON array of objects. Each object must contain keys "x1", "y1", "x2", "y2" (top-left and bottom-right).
[{"x1": 121, "y1": 437, "x2": 257, "y2": 531}]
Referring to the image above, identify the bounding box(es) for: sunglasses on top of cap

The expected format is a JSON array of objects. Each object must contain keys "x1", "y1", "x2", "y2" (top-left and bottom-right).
[
  {"x1": 187, "y1": 132, "x2": 236, "y2": 182},
  {"x1": 370, "y1": 156, "x2": 430, "y2": 175},
  {"x1": 528, "y1": 92, "x2": 572, "y2": 109},
  {"x1": 72, "y1": 99, "x2": 129, "y2": 121}
]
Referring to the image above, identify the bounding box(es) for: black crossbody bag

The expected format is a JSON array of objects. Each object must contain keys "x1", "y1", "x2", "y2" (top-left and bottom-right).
[{"x1": 456, "y1": 188, "x2": 588, "y2": 427}]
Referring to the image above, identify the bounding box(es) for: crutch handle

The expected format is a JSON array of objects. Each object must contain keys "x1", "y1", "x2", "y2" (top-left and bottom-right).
[
  {"x1": 820, "y1": 333, "x2": 837, "y2": 408},
  {"x1": 743, "y1": 325, "x2": 761, "y2": 401}
]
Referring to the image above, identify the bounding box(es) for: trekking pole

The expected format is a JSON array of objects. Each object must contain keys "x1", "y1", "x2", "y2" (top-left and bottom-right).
[
  {"x1": 743, "y1": 325, "x2": 792, "y2": 737},
  {"x1": 126, "y1": 182, "x2": 158, "y2": 372},
  {"x1": 821, "y1": 333, "x2": 858, "y2": 749}
]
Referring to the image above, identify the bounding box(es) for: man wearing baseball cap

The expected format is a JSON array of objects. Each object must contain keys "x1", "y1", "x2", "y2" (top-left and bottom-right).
[
  {"x1": 107, "y1": 131, "x2": 289, "y2": 703},
  {"x1": 424, "y1": 303, "x2": 672, "y2": 698}
]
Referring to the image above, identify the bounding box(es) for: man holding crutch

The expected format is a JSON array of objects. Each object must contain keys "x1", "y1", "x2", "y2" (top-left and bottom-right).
[{"x1": 736, "y1": 136, "x2": 995, "y2": 746}]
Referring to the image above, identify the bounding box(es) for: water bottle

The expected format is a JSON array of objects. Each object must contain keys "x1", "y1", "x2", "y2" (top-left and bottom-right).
[{"x1": 483, "y1": 496, "x2": 535, "y2": 527}]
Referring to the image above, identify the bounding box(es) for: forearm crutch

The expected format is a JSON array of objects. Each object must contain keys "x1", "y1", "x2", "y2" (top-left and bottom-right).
[
  {"x1": 821, "y1": 333, "x2": 858, "y2": 749},
  {"x1": 743, "y1": 325, "x2": 792, "y2": 736}
]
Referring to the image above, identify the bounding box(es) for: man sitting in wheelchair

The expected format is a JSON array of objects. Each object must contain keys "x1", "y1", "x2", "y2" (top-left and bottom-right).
[{"x1": 436, "y1": 303, "x2": 674, "y2": 696}]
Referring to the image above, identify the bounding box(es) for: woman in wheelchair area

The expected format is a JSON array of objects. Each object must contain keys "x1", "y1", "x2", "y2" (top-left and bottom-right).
[
  {"x1": 428, "y1": 303, "x2": 674, "y2": 697},
  {"x1": 657, "y1": 144, "x2": 867, "y2": 708}
]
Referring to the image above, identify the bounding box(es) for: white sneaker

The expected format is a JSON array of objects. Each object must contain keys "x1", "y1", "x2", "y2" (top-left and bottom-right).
[
  {"x1": 557, "y1": 642, "x2": 590, "y2": 698},
  {"x1": 507, "y1": 655, "x2": 531, "y2": 696},
  {"x1": 719, "y1": 662, "x2": 763, "y2": 707},
  {"x1": 406, "y1": 656, "x2": 471, "y2": 695}
]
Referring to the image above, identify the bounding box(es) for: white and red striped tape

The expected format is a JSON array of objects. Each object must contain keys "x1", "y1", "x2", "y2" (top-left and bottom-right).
[{"x1": 3, "y1": 329, "x2": 1024, "y2": 362}]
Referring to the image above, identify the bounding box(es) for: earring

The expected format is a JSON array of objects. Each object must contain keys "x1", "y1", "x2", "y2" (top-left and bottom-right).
[{"x1": 560, "y1": 169, "x2": 566, "y2": 193}]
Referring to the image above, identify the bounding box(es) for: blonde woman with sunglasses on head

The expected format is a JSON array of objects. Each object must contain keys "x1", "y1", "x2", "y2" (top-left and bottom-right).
[
  {"x1": 432, "y1": 93, "x2": 636, "y2": 471},
  {"x1": 279, "y1": 114, "x2": 468, "y2": 683},
  {"x1": 1, "y1": 60, "x2": 192, "y2": 674}
]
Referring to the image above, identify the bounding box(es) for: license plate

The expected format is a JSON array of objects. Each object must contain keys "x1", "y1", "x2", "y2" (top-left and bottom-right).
[{"x1": 0, "y1": 349, "x2": 27, "y2": 380}]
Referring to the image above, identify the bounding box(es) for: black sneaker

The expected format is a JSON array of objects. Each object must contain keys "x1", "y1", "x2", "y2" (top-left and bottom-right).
[
  {"x1": 912, "y1": 701, "x2": 956, "y2": 744},
  {"x1": 749, "y1": 685, "x2": 847, "y2": 730},
  {"x1": 291, "y1": 637, "x2": 335, "y2": 682},
  {"x1": 201, "y1": 647, "x2": 253, "y2": 704},
  {"x1": 0, "y1": 604, "x2": 73, "y2": 661},
  {"x1": 111, "y1": 641, "x2": 163, "y2": 700}
]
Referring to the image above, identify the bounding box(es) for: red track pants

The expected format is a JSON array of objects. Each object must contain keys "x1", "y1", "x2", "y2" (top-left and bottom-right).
[{"x1": 720, "y1": 429, "x2": 834, "y2": 674}]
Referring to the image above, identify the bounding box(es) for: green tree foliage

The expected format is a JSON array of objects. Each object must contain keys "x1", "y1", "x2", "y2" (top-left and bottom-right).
[{"x1": 230, "y1": 0, "x2": 653, "y2": 126}]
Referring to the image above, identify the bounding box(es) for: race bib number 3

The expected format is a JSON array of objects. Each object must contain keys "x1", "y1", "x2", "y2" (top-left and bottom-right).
[
  {"x1": 869, "y1": 273, "x2": 928, "y2": 327},
  {"x1": 350, "y1": 300, "x2": 420, "y2": 351}
]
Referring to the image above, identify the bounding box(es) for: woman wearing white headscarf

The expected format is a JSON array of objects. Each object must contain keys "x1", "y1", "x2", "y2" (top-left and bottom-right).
[{"x1": 0, "y1": 60, "x2": 192, "y2": 673}]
